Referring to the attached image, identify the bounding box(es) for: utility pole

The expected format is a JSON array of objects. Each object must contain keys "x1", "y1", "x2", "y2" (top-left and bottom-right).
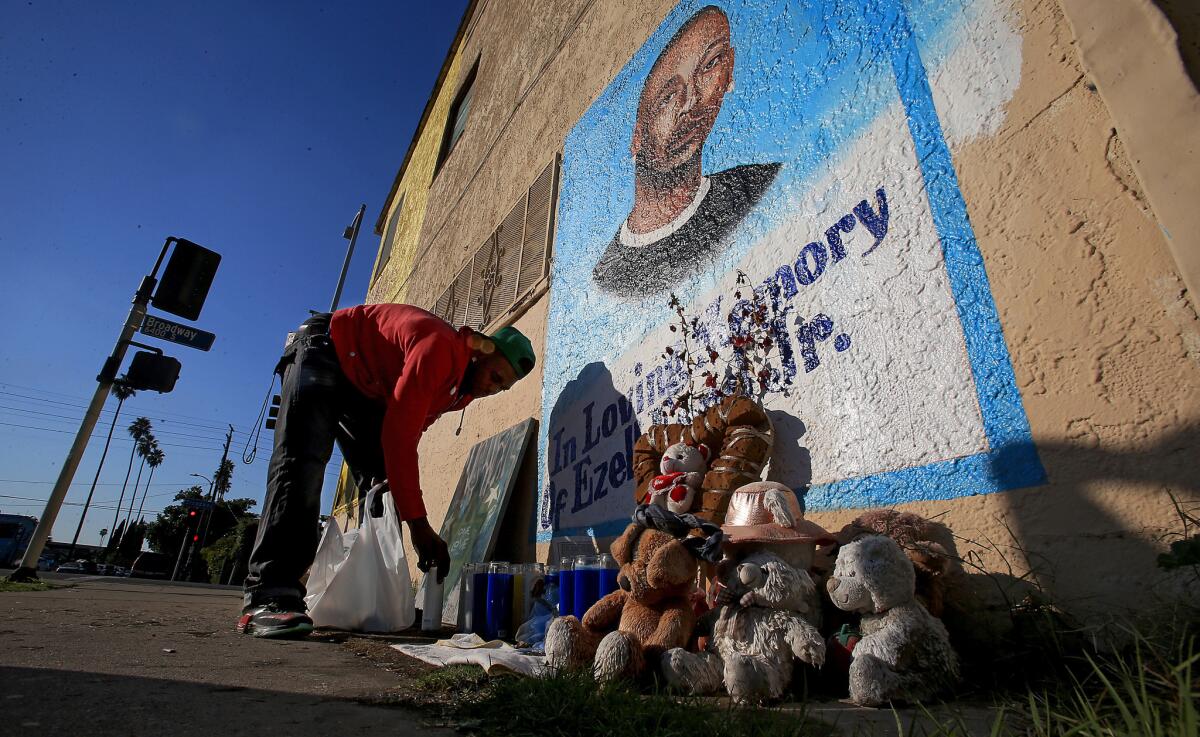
[
  {"x1": 330, "y1": 204, "x2": 365, "y2": 313},
  {"x1": 180, "y1": 425, "x2": 233, "y2": 581}
]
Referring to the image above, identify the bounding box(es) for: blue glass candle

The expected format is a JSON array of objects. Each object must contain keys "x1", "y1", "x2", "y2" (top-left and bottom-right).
[
  {"x1": 557, "y1": 557, "x2": 574, "y2": 617},
  {"x1": 598, "y1": 553, "x2": 619, "y2": 598},
  {"x1": 485, "y1": 562, "x2": 514, "y2": 641},
  {"x1": 471, "y1": 565, "x2": 489, "y2": 636},
  {"x1": 573, "y1": 555, "x2": 600, "y2": 620}
]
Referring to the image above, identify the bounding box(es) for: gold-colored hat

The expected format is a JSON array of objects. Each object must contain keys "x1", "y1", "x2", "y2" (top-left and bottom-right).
[{"x1": 721, "y1": 481, "x2": 835, "y2": 545}]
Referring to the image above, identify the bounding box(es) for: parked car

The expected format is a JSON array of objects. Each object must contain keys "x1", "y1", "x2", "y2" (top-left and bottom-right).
[
  {"x1": 129, "y1": 552, "x2": 171, "y2": 579},
  {"x1": 55, "y1": 559, "x2": 97, "y2": 574}
]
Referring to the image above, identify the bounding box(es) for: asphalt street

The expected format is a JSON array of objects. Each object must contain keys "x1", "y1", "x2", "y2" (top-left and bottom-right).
[{"x1": 0, "y1": 572, "x2": 450, "y2": 737}]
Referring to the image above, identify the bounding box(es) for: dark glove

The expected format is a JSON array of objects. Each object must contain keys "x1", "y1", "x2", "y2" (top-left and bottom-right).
[{"x1": 407, "y1": 516, "x2": 450, "y2": 584}]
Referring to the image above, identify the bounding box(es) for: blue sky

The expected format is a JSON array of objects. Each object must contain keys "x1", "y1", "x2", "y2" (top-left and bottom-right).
[{"x1": 0, "y1": 0, "x2": 467, "y2": 548}]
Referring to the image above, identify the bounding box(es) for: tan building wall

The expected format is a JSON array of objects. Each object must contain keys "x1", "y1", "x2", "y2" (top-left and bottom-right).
[{"x1": 364, "y1": 0, "x2": 1199, "y2": 619}]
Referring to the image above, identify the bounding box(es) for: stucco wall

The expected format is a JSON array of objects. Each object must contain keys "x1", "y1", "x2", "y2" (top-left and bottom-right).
[
  {"x1": 801, "y1": 0, "x2": 1200, "y2": 617},
  {"x1": 366, "y1": 53, "x2": 466, "y2": 307},
  {"x1": 369, "y1": 0, "x2": 1199, "y2": 615}
]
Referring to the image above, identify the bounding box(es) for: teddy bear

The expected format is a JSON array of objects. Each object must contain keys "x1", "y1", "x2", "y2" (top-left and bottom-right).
[
  {"x1": 661, "y1": 481, "x2": 833, "y2": 704},
  {"x1": 544, "y1": 518, "x2": 699, "y2": 683},
  {"x1": 826, "y1": 534, "x2": 960, "y2": 707},
  {"x1": 647, "y1": 442, "x2": 709, "y2": 515}
]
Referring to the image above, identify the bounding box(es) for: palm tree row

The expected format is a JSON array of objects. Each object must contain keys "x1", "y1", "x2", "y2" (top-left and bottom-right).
[
  {"x1": 114, "y1": 418, "x2": 166, "y2": 549},
  {"x1": 68, "y1": 381, "x2": 136, "y2": 558}
]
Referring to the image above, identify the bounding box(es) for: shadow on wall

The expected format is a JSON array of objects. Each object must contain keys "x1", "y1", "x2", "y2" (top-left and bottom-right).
[
  {"x1": 539, "y1": 361, "x2": 641, "y2": 545},
  {"x1": 993, "y1": 421, "x2": 1200, "y2": 617},
  {"x1": 764, "y1": 409, "x2": 813, "y2": 490},
  {"x1": 1153, "y1": 0, "x2": 1200, "y2": 91},
  {"x1": 493, "y1": 419, "x2": 541, "y2": 567}
]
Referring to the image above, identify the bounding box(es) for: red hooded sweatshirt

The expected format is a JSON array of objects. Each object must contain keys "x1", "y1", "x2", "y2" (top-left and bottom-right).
[{"x1": 329, "y1": 304, "x2": 474, "y2": 520}]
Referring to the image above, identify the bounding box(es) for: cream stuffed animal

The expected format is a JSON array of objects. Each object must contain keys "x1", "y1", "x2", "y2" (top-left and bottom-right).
[
  {"x1": 661, "y1": 481, "x2": 831, "y2": 703},
  {"x1": 827, "y1": 535, "x2": 960, "y2": 706},
  {"x1": 648, "y1": 442, "x2": 709, "y2": 514}
]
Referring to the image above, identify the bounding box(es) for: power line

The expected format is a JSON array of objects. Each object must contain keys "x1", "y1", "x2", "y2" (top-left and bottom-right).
[
  {"x1": 0, "y1": 493, "x2": 165, "y2": 516},
  {"x1": 0, "y1": 405, "x2": 249, "y2": 443},
  {"x1": 0, "y1": 478, "x2": 196, "y2": 487},
  {"x1": 0, "y1": 381, "x2": 256, "y2": 429},
  {"x1": 0, "y1": 420, "x2": 344, "y2": 467},
  {"x1": 0, "y1": 387, "x2": 252, "y2": 436}
]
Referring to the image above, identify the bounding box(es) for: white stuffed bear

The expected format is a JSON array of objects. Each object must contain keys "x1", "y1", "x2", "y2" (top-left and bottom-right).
[
  {"x1": 661, "y1": 481, "x2": 831, "y2": 704},
  {"x1": 827, "y1": 535, "x2": 960, "y2": 707},
  {"x1": 648, "y1": 442, "x2": 709, "y2": 514}
]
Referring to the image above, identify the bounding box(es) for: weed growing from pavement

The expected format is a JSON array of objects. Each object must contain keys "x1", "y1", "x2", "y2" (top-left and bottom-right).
[{"x1": 0, "y1": 580, "x2": 53, "y2": 592}]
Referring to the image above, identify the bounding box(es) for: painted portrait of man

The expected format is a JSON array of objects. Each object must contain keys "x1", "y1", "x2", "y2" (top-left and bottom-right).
[{"x1": 591, "y1": 5, "x2": 781, "y2": 300}]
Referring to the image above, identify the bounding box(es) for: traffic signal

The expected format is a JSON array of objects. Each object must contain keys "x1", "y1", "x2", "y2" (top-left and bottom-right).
[
  {"x1": 151, "y1": 239, "x2": 221, "y2": 321},
  {"x1": 192, "y1": 534, "x2": 200, "y2": 542},
  {"x1": 187, "y1": 509, "x2": 198, "y2": 520},
  {"x1": 125, "y1": 351, "x2": 181, "y2": 393}
]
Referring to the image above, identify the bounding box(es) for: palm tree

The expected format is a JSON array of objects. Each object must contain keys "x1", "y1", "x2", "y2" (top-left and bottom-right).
[
  {"x1": 133, "y1": 445, "x2": 165, "y2": 524},
  {"x1": 119, "y1": 434, "x2": 156, "y2": 544},
  {"x1": 68, "y1": 381, "x2": 136, "y2": 558},
  {"x1": 110, "y1": 417, "x2": 152, "y2": 539}
]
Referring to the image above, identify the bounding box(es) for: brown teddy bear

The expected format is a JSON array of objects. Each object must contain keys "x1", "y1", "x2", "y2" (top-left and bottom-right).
[{"x1": 544, "y1": 520, "x2": 699, "y2": 682}]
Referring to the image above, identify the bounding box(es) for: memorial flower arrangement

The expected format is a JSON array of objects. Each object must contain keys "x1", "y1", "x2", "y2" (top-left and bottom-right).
[{"x1": 660, "y1": 271, "x2": 788, "y2": 423}]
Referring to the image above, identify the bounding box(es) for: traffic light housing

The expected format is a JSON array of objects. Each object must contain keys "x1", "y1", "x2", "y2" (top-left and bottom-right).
[
  {"x1": 125, "y1": 351, "x2": 181, "y2": 393},
  {"x1": 151, "y1": 239, "x2": 221, "y2": 321}
]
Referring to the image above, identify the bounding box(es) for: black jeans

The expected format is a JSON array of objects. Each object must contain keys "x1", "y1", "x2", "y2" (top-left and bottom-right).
[{"x1": 243, "y1": 313, "x2": 388, "y2": 608}]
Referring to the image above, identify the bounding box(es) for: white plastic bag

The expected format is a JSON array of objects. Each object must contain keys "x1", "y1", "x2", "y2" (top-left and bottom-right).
[{"x1": 304, "y1": 488, "x2": 413, "y2": 632}]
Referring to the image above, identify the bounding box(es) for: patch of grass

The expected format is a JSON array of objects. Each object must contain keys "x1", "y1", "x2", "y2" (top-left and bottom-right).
[
  {"x1": 0, "y1": 580, "x2": 53, "y2": 592},
  {"x1": 1021, "y1": 632, "x2": 1198, "y2": 737},
  {"x1": 906, "y1": 630, "x2": 1199, "y2": 737},
  {"x1": 458, "y1": 670, "x2": 833, "y2": 737},
  {"x1": 413, "y1": 664, "x2": 490, "y2": 694}
]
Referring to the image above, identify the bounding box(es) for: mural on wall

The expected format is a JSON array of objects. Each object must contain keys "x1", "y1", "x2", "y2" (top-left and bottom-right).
[{"x1": 537, "y1": 0, "x2": 1042, "y2": 542}]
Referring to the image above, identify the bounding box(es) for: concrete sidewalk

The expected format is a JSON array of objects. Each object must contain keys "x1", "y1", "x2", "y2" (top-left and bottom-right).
[{"x1": 0, "y1": 575, "x2": 450, "y2": 737}]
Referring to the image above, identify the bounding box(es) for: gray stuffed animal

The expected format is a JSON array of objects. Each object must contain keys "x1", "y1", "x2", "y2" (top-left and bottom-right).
[
  {"x1": 827, "y1": 534, "x2": 960, "y2": 706},
  {"x1": 660, "y1": 481, "x2": 831, "y2": 704}
]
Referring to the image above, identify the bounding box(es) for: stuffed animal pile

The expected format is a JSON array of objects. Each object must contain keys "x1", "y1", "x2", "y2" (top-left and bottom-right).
[
  {"x1": 661, "y1": 481, "x2": 832, "y2": 703},
  {"x1": 536, "y1": 395, "x2": 964, "y2": 707},
  {"x1": 544, "y1": 521, "x2": 699, "y2": 683}
]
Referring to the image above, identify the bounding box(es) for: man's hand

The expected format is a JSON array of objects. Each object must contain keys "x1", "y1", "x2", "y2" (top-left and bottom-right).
[{"x1": 407, "y1": 516, "x2": 450, "y2": 584}]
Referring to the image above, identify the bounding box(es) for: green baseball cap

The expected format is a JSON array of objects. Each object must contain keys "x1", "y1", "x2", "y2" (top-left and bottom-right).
[{"x1": 491, "y1": 326, "x2": 536, "y2": 379}]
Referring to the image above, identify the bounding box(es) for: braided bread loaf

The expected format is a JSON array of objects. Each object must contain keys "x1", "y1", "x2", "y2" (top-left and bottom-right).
[{"x1": 632, "y1": 394, "x2": 774, "y2": 525}]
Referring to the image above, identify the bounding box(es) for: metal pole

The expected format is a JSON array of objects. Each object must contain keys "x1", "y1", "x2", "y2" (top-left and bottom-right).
[
  {"x1": 66, "y1": 394, "x2": 126, "y2": 559},
  {"x1": 181, "y1": 426, "x2": 231, "y2": 580},
  {"x1": 170, "y1": 529, "x2": 192, "y2": 582},
  {"x1": 7, "y1": 239, "x2": 174, "y2": 582},
  {"x1": 329, "y1": 204, "x2": 365, "y2": 313}
]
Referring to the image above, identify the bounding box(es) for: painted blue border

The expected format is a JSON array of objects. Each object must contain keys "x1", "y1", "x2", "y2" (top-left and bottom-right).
[
  {"x1": 805, "y1": 0, "x2": 1044, "y2": 512},
  {"x1": 538, "y1": 0, "x2": 1044, "y2": 541}
]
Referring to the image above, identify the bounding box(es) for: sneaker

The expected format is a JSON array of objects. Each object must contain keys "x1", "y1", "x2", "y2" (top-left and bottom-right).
[{"x1": 237, "y1": 600, "x2": 313, "y2": 639}]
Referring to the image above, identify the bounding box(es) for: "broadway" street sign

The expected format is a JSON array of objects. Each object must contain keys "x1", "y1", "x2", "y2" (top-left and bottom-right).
[{"x1": 140, "y1": 314, "x2": 216, "y2": 352}]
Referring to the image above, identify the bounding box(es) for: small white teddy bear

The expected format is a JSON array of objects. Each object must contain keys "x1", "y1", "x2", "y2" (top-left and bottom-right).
[
  {"x1": 827, "y1": 534, "x2": 960, "y2": 707},
  {"x1": 661, "y1": 481, "x2": 831, "y2": 704},
  {"x1": 648, "y1": 442, "x2": 709, "y2": 514}
]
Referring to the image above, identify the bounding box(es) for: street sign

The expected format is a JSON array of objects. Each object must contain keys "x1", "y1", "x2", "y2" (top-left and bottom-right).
[
  {"x1": 140, "y1": 314, "x2": 216, "y2": 351},
  {"x1": 181, "y1": 499, "x2": 215, "y2": 511}
]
